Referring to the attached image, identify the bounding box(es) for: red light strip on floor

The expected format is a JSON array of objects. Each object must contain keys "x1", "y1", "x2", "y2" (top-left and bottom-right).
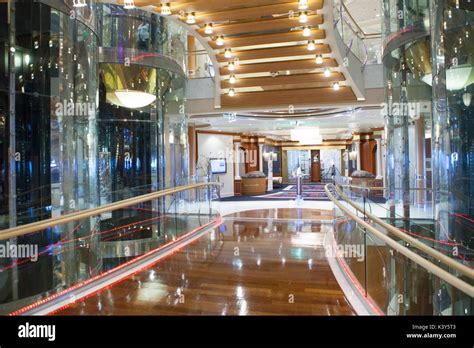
[
  {"x1": 8, "y1": 218, "x2": 222, "y2": 316},
  {"x1": 331, "y1": 234, "x2": 385, "y2": 316}
]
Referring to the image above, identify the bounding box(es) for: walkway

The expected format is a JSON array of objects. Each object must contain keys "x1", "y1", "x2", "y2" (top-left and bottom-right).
[{"x1": 55, "y1": 209, "x2": 354, "y2": 315}]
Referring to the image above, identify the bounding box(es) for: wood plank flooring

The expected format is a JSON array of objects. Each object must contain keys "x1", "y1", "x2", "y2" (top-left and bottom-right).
[{"x1": 56, "y1": 209, "x2": 355, "y2": 315}]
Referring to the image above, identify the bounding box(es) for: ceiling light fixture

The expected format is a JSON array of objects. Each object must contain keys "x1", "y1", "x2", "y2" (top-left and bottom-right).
[
  {"x1": 114, "y1": 90, "x2": 156, "y2": 109},
  {"x1": 315, "y1": 55, "x2": 323, "y2": 64},
  {"x1": 333, "y1": 82, "x2": 340, "y2": 90},
  {"x1": 123, "y1": 0, "x2": 135, "y2": 9},
  {"x1": 161, "y1": 3, "x2": 171, "y2": 16},
  {"x1": 216, "y1": 36, "x2": 225, "y2": 46},
  {"x1": 186, "y1": 12, "x2": 196, "y2": 24},
  {"x1": 224, "y1": 48, "x2": 232, "y2": 59},
  {"x1": 228, "y1": 61, "x2": 235, "y2": 71},
  {"x1": 73, "y1": 0, "x2": 87, "y2": 7},
  {"x1": 303, "y1": 27, "x2": 311, "y2": 37},
  {"x1": 229, "y1": 75, "x2": 237, "y2": 84},
  {"x1": 204, "y1": 23, "x2": 214, "y2": 34},
  {"x1": 324, "y1": 68, "x2": 331, "y2": 77},
  {"x1": 307, "y1": 40, "x2": 316, "y2": 51},
  {"x1": 298, "y1": 0, "x2": 309, "y2": 10},
  {"x1": 299, "y1": 12, "x2": 308, "y2": 24},
  {"x1": 228, "y1": 89, "x2": 235, "y2": 97}
]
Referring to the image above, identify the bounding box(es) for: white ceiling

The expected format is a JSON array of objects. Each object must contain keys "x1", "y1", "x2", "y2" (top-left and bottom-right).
[{"x1": 191, "y1": 108, "x2": 384, "y2": 141}]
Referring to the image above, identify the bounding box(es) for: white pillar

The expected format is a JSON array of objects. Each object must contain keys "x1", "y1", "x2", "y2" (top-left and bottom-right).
[
  {"x1": 259, "y1": 144, "x2": 264, "y2": 172},
  {"x1": 376, "y1": 138, "x2": 383, "y2": 177},
  {"x1": 234, "y1": 142, "x2": 241, "y2": 179},
  {"x1": 354, "y1": 141, "x2": 361, "y2": 171},
  {"x1": 267, "y1": 156, "x2": 274, "y2": 191}
]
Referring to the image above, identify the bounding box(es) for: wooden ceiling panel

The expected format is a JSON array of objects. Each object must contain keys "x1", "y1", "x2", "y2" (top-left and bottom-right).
[
  {"x1": 215, "y1": 44, "x2": 331, "y2": 62},
  {"x1": 209, "y1": 30, "x2": 326, "y2": 49},
  {"x1": 220, "y1": 58, "x2": 338, "y2": 75},
  {"x1": 186, "y1": 2, "x2": 323, "y2": 25},
  {"x1": 197, "y1": 15, "x2": 323, "y2": 37},
  {"x1": 221, "y1": 72, "x2": 345, "y2": 89},
  {"x1": 221, "y1": 87, "x2": 357, "y2": 108}
]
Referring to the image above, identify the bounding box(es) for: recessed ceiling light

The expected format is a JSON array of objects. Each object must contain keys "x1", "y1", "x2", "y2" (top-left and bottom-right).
[
  {"x1": 333, "y1": 82, "x2": 340, "y2": 90},
  {"x1": 228, "y1": 61, "x2": 235, "y2": 71},
  {"x1": 315, "y1": 55, "x2": 323, "y2": 64},
  {"x1": 303, "y1": 27, "x2": 311, "y2": 37},
  {"x1": 228, "y1": 89, "x2": 235, "y2": 97},
  {"x1": 307, "y1": 40, "x2": 316, "y2": 51},
  {"x1": 324, "y1": 68, "x2": 331, "y2": 77},
  {"x1": 229, "y1": 75, "x2": 236, "y2": 84},
  {"x1": 224, "y1": 48, "x2": 232, "y2": 58}
]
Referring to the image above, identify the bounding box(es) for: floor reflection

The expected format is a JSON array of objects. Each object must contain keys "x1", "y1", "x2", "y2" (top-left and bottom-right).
[{"x1": 56, "y1": 209, "x2": 354, "y2": 316}]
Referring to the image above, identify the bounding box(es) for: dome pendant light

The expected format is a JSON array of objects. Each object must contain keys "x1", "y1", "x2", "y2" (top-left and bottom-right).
[
  {"x1": 224, "y1": 48, "x2": 232, "y2": 59},
  {"x1": 186, "y1": 12, "x2": 196, "y2": 24},
  {"x1": 204, "y1": 23, "x2": 214, "y2": 34},
  {"x1": 161, "y1": 3, "x2": 171, "y2": 16},
  {"x1": 216, "y1": 36, "x2": 225, "y2": 46}
]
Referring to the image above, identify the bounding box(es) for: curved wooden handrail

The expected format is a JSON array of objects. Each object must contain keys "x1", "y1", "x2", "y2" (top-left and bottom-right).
[
  {"x1": 325, "y1": 184, "x2": 474, "y2": 297},
  {"x1": 0, "y1": 182, "x2": 221, "y2": 241}
]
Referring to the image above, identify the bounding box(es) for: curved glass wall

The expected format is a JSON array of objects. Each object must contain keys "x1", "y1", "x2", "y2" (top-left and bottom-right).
[
  {"x1": 95, "y1": 4, "x2": 189, "y2": 273},
  {"x1": 383, "y1": 0, "x2": 473, "y2": 315},
  {"x1": 431, "y1": 0, "x2": 474, "y2": 315},
  {"x1": 0, "y1": 0, "x2": 99, "y2": 306}
]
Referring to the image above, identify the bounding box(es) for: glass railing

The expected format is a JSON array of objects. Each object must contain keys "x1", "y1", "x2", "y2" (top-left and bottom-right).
[
  {"x1": 0, "y1": 180, "x2": 221, "y2": 315},
  {"x1": 333, "y1": 0, "x2": 382, "y2": 66},
  {"x1": 326, "y1": 183, "x2": 473, "y2": 315},
  {"x1": 335, "y1": 179, "x2": 473, "y2": 268}
]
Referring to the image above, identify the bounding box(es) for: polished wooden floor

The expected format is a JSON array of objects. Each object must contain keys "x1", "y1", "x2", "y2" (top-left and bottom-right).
[{"x1": 56, "y1": 209, "x2": 355, "y2": 315}]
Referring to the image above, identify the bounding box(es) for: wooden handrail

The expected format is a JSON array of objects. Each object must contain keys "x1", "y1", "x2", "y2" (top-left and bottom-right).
[
  {"x1": 0, "y1": 182, "x2": 221, "y2": 241},
  {"x1": 334, "y1": 184, "x2": 473, "y2": 280},
  {"x1": 325, "y1": 184, "x2": 474, "y2": 297}
]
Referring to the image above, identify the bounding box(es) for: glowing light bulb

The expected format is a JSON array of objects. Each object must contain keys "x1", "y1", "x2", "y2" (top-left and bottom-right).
[
  {"x1": 298, "y1": 0, "x2": 309, "y2": 10},
  {"x1": 307, "y1": 40, "x2": 316, "y2": 51},
  {"x1": 228, "y1": 89, "x2": 235, "y2": 97},
  {"x1": 161, "y1": 3, "x2": 171, "y2": 16},
  {"x1": 216, "y1": 36, "x2": 225, "y2": 46},
  {"x1": 229, "y1": 75, "x2": 236, "y2": 84},
  {"x1": 228, "y1": 62, "x2": 235, "y2": 71},
  {"x1": 224, "y1": 48, "x2": 232, "y2": 59},
  {"x1": 204, "y1": 23, "x2": 214, "y2": 34},
  {"x1": 333, "y1": 82, "x2": 340, "y2": 90},
  {"x1": 73, "y1": 0, "x2": 87, "y2": 7},
  {"x1": 299, "y1": 12, "x2": 308, "y2": 23},
  {"x1": 186, "y1": 12, "x2": 196, "y2": 24},
  {"x1": 324, "y1": 68, "x2": 331, "y2": 77},
  {"x1": 315, "y1": 55, "x2": 323, "y2": 64},
  {"x1": 123, "y1": 0, "x2": 135, "y2": 9},
  {"x1": 303, "y1": 27, "x2": 311, "y2": 37}
]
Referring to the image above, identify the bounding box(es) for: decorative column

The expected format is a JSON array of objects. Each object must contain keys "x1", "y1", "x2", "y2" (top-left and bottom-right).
[
  {"x1": 258, "y1": 143, "x2": 264, "y2": 172},
  {"x1": 354, "y1": 140, "x2": 361, "y2": 171},
  {"x1": 234, "y1": 140, "x2": 241, "y2": 179}
]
